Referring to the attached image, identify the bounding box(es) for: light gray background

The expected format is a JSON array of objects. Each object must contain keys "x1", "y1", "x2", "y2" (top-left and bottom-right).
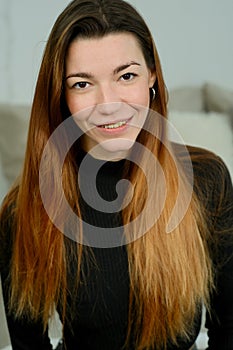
[{"x1": 0, "y1": 0, "x2": 233, "y2": 105}]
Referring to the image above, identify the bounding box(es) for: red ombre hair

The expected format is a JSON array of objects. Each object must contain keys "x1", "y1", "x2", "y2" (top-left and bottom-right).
[{"x1": 1, "y1": 1, "x2": 214, "y2": 349}]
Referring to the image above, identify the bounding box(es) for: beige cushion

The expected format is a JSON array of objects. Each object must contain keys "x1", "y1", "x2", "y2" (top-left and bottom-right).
[
  {"x1": 0, "y1": 155, "x2": 8, "y2": 202},
  {"x1": 0, "y1": 104, "x2": 30, "y2": 187},
  {"x1": 168, "y1": 86, "x2": 204, "y2": 112},
  {"x1": 204, "y1": 82, "x2": 233, "y2": 115},
  {"x1": 168, "y1": 110, "x2": 233, "y2": 179}
]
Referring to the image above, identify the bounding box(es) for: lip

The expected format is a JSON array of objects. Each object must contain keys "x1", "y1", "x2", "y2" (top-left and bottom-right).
[
  {"x1": 96, "y1": 117, "x2": 132, "y2": 128},
  {"x1": 95, "y1": 117, "x2": 133, "y2": 134}
]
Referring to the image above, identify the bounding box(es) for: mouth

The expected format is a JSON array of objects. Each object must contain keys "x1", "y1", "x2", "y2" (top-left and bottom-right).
[{"x1": 99, "y1": 120, "x2": 128, "y2": 129}]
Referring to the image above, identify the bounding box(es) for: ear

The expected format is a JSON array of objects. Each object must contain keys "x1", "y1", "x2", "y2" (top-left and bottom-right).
[{"x1": 148, "y1": 70, "x2": 156, "y2": 88}]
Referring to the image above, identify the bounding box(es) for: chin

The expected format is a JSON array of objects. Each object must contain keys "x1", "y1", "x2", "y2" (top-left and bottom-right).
[
  {"x1": 89, "y1": 138, "x2": 136, "y2": 160},
  {"x1": 101, "y1": 138, "x2": 135, "y2": 153}
]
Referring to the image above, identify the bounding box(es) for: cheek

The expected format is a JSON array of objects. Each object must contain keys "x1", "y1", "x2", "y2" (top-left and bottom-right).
[
  {"x1": 127, "y1": 83, "x2": 150, "y2": 107},
  {"x1": 65, "y1": 92, "x2": 77, "y2": 115},
  {"x1": 66, "y1": 97, "x2": 96, "y2": 128},
  {"x1": 65, "y1": 92, "x2": 93, "y2": 116}
]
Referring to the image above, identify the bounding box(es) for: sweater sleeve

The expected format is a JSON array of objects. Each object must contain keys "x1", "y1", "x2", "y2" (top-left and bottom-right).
[
  {"x1": 0, "y1": 211, "x2": 53, "y2": 350},
  {"x1": 205, "y1": 161, "x2": 233, "y2": 349}
]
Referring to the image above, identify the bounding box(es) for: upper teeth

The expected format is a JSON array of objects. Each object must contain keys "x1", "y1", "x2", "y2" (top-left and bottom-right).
[{"x1": 102, "y1": 120, "x2": 127, "y2": 129}]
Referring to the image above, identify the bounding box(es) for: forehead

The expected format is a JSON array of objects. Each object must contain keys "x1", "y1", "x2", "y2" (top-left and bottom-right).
[{"x1": 65, "y1": 33, "x2": 146, "y2": 72}]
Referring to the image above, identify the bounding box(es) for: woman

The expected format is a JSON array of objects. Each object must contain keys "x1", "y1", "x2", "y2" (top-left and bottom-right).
[{"x1": 0, "y1": 0, "x2": 233, "y2": 349}]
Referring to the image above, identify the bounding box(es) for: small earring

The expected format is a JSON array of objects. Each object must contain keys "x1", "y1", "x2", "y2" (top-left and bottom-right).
[{"x1": 150, "y1": 87, "x2": 156, "y2": 101}]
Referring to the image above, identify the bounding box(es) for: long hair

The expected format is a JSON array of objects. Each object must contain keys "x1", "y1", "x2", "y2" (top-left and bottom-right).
[{"x1": 1, "y1": 0, "x2": 214, "y2": 348}]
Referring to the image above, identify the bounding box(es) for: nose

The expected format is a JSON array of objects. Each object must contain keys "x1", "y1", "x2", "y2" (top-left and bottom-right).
[{"x1": 96, "y1": 83, "x2": 122, "y2": 115}]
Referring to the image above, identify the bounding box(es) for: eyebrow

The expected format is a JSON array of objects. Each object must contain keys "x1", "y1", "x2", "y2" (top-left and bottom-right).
[
  {"x1": 113, "y1": 61, "x2": 141, "y2": 74},
  {"x1": 65, "y1": 61, "x2": 141, "y2": 80},
  {"x1": 65, "y1": 72, "x2": 94, "y2": 80}
]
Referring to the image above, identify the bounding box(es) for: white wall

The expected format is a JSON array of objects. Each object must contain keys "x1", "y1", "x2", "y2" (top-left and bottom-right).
[
  {"x1": 0, "y1": 0, "x2": 70, "y2": 105},
  {"x1": 136, "y1": 0, "x2": 233, "y2": 90},
  {"x1": 0, "y1": 0, "x2": 233, "y2": 105}
]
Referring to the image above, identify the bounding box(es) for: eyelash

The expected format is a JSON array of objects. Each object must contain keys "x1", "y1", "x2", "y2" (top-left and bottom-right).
[
  {"x1": 72, "y1": 81, "x2": 90, "y2": 89},
  {"x1": 71, "y1": 72, "x2": 138, "y2": 89},
  {"x1": 120, "y1": 72, "x2": 138, "y2": 81}
]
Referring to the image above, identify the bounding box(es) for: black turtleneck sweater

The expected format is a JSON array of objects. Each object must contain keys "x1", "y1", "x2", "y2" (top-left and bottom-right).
[{"x1": 1, "y1": 144, "x2": 233, "y2": 350}]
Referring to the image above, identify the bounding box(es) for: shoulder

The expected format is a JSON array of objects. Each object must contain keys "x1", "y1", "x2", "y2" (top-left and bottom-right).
[
  {"x1": 172, "y1": 142, "x2": 232, "y2": 186},
  {"x1": 172, "y1": 142, "x2": 233, "y2": 212},
  {"x1": 172, "y1": 142, "x2": 229, "y2": 178}
]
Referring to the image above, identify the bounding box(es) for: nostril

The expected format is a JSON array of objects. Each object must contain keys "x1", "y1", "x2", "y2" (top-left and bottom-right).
[{"x1": 97, "y1": 102, "x2": 122, "y2": 115}]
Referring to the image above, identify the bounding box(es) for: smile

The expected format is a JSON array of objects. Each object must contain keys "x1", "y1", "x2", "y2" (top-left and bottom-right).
[{"x1": 99, "y1": 120, "x2": 128, "y2": 129}]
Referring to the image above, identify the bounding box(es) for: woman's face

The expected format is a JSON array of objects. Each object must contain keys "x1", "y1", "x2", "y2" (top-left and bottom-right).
[{"x1": 65, "y1": 32, "x2": 156, "y2": 160}]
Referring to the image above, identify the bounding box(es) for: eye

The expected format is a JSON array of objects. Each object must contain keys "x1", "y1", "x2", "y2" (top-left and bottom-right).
[
  {"x1": 72, "y1": 81, "x2": 90, "y2": 89},
  {"x1": 120, "y1": 73, "x2": 137, "y2": 81}
]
